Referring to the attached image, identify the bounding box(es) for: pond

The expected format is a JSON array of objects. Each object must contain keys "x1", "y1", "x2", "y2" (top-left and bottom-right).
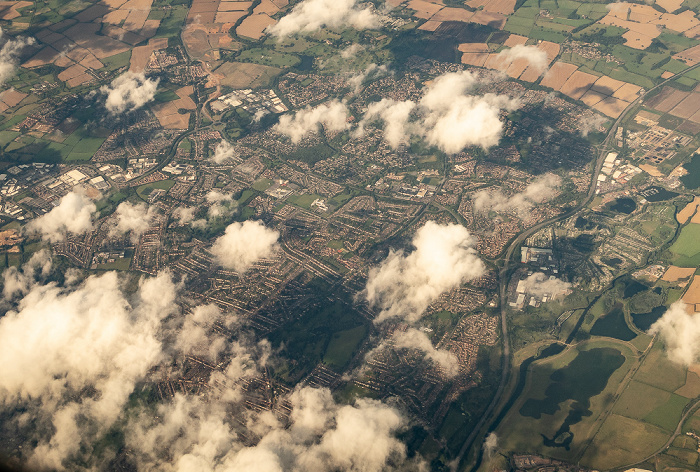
[
  {"x1": 609, "y1": 197, "x2": 637, "y2": 214},
  {"x1": 632, "y1": 306, "x2": 666, "y2": 331}
]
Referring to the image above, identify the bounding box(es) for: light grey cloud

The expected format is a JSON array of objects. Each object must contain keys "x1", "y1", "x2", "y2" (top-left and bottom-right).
[
  {"x1": 519, "y1": 272, "x2": 571, "y2": 299},
  {"x1": 101, "y1": 71, "x2": 159, "y2": 114},
  {"x1": 0, "y1": 28, "x2": 35, "y2": 86},
  {"x1": 126, "y1": 385, "x2": 415, "y2": 472},
  {"x1": 472, "y1": 173, "x2": 562, "y2": 216},
  {"x1": 391, "y1": 328, "x2": 459, "y2": 376},
  {"x1": 348, "y1": 63, "x2": 389, "y2": 93}
]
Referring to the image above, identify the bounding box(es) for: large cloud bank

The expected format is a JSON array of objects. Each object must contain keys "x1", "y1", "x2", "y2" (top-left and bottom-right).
[
  {"x1": 101, "y1": 71, "x2": 159, "y2": 114},
  {"x1": 275, "y1": 100, "x2": 349, "y2": 143},
  {"x1": 650, "y1": 301, "x2": 700, "y2": 365},
  {"x1": 358, "y1": 70, "x2": 520, "y2": 153},
  {"x1": 266, "y1": 0, "x2": 383, "y2": 37},
  {"x1": 0, "y1": 265, "x2": 420, "y2": 471},
  {"x1": 0, "y1": 271, "x2": 178, "y2": 469},
  {"x1": 0, "y1": 28, "x2": 35, "y2": 86},
  {"x1": 25, "y1": 191, "x2": 97, "y2": 242},
  {"x1": 126, "y1": 386, "x2": 415, "y2": 472},
  {"x1": 210, "y1": 220, "x2": 280, "y2": 272},
  {"x1": 472, "y1": 173, "x2": 562, "y2": 215},
  {"x1": 364, "y1": 221, "x2": 485, "y2": 324}
]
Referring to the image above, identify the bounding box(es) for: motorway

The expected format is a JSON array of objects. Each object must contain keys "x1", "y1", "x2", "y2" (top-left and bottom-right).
[{"x1": 453, "y1": 60, "x2": 700, "y2": 472}]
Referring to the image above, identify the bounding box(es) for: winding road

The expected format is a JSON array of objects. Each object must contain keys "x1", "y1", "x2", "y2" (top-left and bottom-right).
[{"x1": 452, "y1": 60, "x2": 700, "y2": 472}]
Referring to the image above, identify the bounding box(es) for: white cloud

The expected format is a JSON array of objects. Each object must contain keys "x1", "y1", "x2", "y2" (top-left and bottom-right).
[
  {"x1": 210, "y1": 220, "x2": 280, "y2": 272},
  {"x1": 348, "y1": 63, "x2": 389, "y2": 93},
  {"x1": 101, "y1": 71, "x2": 159, "y2": 114},
  {"x1": 496, "y1": 45, "x2": 548, "y2": 73},
  {"x1": 109, "y1": 201, "x2": 156, "y2": 242},
  {"x1": 0, "y1": 28, "x2": 35, "y2": 86},
  {"x1": 25, "y1": 191, "x2": 97, "y2": 242},
  {"x1": 519, "y1": 272, "x2": 571, "y2": 299},
  {"x1": 266, "y1": 0, "x2": 383, "y2": 37},
  {"x1": 650, "y1": 301, "x2": 700, "y2": 365},
  {"x1": 0, "y1": 271, "x2": 179, "y2": 469},
  {"x1": 391, "y1": 328, "x2": 458, "y2": 376},
  {"x1": 420, "y1": 71, "x2": 519, "y2": 153},
  {"x1": 357, "y1": 70, "x2": 519, "y2": 153},
  {"x1": 275, "y1": 100, "x2": 349, "y2": 144},
  {"x1": 364, "y1": 221, "x2": 485, "y2": 323},
  {"x1": 210, "y1": 140, "x2": 236, "y2": 164},
  {"x1": 472, "y1": 173, "x2": 562, "y2": 216}
]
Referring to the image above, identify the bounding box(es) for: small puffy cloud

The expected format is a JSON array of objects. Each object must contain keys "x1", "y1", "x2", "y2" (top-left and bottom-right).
[
  {"x1": 172, "y1": 206, "x2": 196, "y2": 225},
  {"x1": 0, "y1": 271, "x2": 178, "y2": 469},
  {"x1": 364, "y1": 221, "x2": 485, "y2": 323},
  {"x1": 483, "y1": 432, "x2": 498, "y2": 460},
  {"x1": 109, "y1": 201, "x2": 156, "y2": 242},
  {"x1": 205, "y1": 190, "x2": 237, "y2": 220},
  {"x1": 391, "y1": 328, "x2": 458, "y2": 376},
  {"x1": 0, "y1": 28, "x2": 35, "y2": 86},
  {"x1": 267, "y1": 0, "x2": 383, "y2": 37},
  {"x1": 473, "y1": 173, "x2": 562, "y2": 216},
  {"x1": 275, "y1": 100, "x2": 349, "y2": 143},
  {"x1": 496, "y1": 45, "x2": 548, "y2": 73},
  {"x1": 357, "y1": 70, "x2": 519, "y2": 153},
  {"x1": 25, "y1": 191, "x2": 97, "y2": 242},
  {"x1": 2, "y1": 249, "x2": 52, "y2": 300},
  {"x1": 341, "y1": 44, "x2": 364, "y2": 59},
  {"x1": 210, "y1": 220, "x2": 280, "y2": 272},
  {"x1": 357, "y1": 98, "x2": 416, "y2": 148},
  {"x1": 579, "y1": 113, "x2": 607, "y2": 137},
  {"x1": 650, "y1": 301, "x2": 700, "y2": 365},
  {"x1": 210, "y1": 140, "x2": 236, "y2": 164},
  {"x1": 519, "y1": 272, "x2": 571, "y2": 299},
  {"x1": 348, "y1": 63, "x2": 389, "y2": 93},
  {"x1": 101, "y1": 71, "x2": 159, "y2": 114}
]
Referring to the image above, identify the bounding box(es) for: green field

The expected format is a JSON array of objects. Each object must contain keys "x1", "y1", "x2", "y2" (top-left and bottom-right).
[
  {"x1": 498, "y1": 340, "x2": 636, "y2": 462},
  {"x1": 613, "y1": 380, "x2": 671, "y2": 420},
  {"x1": 136, "y1": 180, "x2": 176, "y2": 200},
  {"x1": 670, "y1": 223, "x2": 700, "y2": 266},
  {"x1": 643, "y1": 393, "x2": 690, "y2": 431},
  {"x1": 322, "y1": 325, "x2": 367, "y2": 371},
  {"x1": 287, "y1": 193, "x2": 322, "y2": 209},
  {"x1": 95, "y1": 258, "x2": 132, "y2": 271}
]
